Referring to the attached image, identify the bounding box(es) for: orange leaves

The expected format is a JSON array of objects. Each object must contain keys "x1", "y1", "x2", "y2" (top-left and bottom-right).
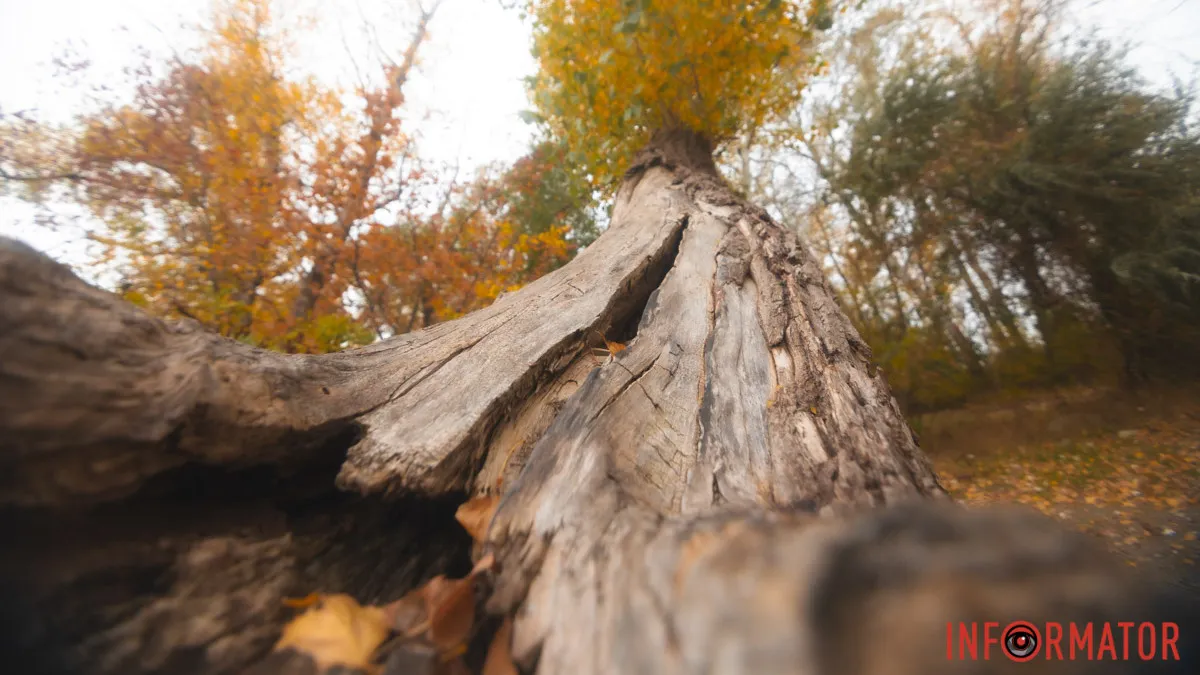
[
  {"x1": 272, "y1": 492, "x2": 522, "y2": 674},
  {"x1": 12, "y1": 0, "x2": 440, "y2": 355},
  {"x1": 420, "y1": 569, "x2": 481, "y2": 653},
  {"x1": 935, "y1": 411, "x2": 1200, "y2": 567},
  {"x1": 277, "y1": 555, "x2": 500, "y2": 673},
  {"x1": 14, "y1": 0, "x2": 592, "y2": 356},
  {"x1": 456, "y1": 495, "x2": 501, "y2": 543},
  {"x1": 352, "y1": 147, "x2": 582, "y2": 336},
  {"x1": 588, "y1": 329, "x2": 627, "y2": 365}
]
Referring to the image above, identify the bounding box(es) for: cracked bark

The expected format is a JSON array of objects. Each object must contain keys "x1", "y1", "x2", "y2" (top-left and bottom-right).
[{"x1": 0, "y1": 129, "x2": 1193, "y2": 675}]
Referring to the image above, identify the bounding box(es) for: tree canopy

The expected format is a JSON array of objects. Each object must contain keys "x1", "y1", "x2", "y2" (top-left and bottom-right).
[
  {"x1": 836, "y1": 0, "x2": 1199, "y2": 390},
  {"x1": 524, "y1": 0, "x2": 837, "y2": 187}
]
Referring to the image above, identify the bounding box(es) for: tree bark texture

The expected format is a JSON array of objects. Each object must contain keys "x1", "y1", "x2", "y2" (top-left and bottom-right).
[{"x1": 0, "y1": 130, "x2": 1193, "y2": 675}]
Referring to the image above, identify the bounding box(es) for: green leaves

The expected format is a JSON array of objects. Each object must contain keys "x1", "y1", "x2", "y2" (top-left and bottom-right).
[{"x1": 818, "y1": 0, "x2": 1200, "y2": 392}]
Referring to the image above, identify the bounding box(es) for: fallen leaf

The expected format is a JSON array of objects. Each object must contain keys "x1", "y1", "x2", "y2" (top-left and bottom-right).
[
  {"x1": 384, "y1": 586, "x2": 429, "y2": 636},
  {"x1": 424, "y1": 576, "x2": 476, "y2": 652},
  {"x1": 380, "y1": 553, "x2": 495, "y2": 657},
  {"x1": 592, "y1": 329, "x2": 626, "y2": 355},
  {"x1": 456, "y1": 495, "x2": 500, "y2": 542},
  {"x1": 275, "y1": 594, "x2": 391, "y2": 671},
  {"x1": 483, "y1": 618, "x2": 518, "y2": 675}
]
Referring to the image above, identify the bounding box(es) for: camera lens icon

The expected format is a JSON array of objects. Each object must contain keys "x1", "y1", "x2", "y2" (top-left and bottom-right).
[{"x1": 1003, "y1": 621, "x2": 1041, "y2": 661}]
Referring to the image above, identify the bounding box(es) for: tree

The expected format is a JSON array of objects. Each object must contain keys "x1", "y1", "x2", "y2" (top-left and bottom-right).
[
  {"x1": 527, "y1": 0, "x2": 831, "y2": 189},
  {"x1": 0, "y1": 1, "x2": 1190, "y2": 674},
  {"x1": 758, "y1": 0, "x2": 1200, "y2": 406},
  {"x1": 856, "y1": 1, "x2": 1200, "y2": 384},
  {"x1": 0, "y1": 0, "x2": 583, "y2": 354}
]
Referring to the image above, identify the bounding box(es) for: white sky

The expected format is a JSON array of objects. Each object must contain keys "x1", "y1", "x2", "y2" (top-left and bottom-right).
[{"x1": 0, "y1": 0, "x2": 1197, "y2": 273}]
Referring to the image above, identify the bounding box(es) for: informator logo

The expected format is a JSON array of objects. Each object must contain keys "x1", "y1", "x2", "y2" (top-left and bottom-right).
[{"x1": 946, "y1": 621, "x2": 1181, "y2": 662}]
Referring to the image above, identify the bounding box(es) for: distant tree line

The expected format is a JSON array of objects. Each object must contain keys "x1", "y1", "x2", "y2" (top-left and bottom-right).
[{"x1": 735, "y1": 0, "x2": 1200, "y2": 412}]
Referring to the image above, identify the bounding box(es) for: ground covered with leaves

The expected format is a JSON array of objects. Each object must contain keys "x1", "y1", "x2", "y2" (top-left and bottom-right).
[{"x1": 927, "y1": 387, "x2": 1200, "y2": 591}]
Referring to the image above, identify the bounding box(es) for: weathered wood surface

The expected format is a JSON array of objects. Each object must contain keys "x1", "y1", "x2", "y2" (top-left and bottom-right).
[
  {"x1": 0, "y1": 130, "x2": 1194, "y2": 675},
  {"x1": 0, "y1": 164, "x2": 684, "y2": 507}
]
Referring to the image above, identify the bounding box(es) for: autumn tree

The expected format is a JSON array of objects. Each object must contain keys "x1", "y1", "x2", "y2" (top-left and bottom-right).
[
  {"x1": 1, "y1": 1, "x2": 1192, "y2": 674},
  {"x1": 1, "y1": 0, "x2": 585, "y2": 354},
  {"x1": 349, "y1": 139, "x2": 594, "y2": 335}
]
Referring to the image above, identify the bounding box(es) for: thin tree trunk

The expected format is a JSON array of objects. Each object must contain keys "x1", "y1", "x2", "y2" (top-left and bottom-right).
[
  {"x1": 1084, "y1": 257, "x2": 1147, "y2": 388},
  {"x1": 0, "y1": 130, "x2": 1187, "y2": 675},
  {"x1": 962, "y1": 243, "x2": 1028, "y2": 349},
  {"x1": 896, "y1": 244, "x2": 988, "y2": 383},
  {"x1": 809, "y1": 208, "x2": 870, "y2": 330},
  {"x1": 1012, "y1": 232, "x2": 1059, "y2": 369},
  {"x1": 957, "y1": 247, "x2": 1009, "y2": 347},
  {"x1": 290, "y1": 3, "x2": 436, "y2": 327},
  {"x1": 946, "y1": 230, "x2": 1016, "y2": 351}
]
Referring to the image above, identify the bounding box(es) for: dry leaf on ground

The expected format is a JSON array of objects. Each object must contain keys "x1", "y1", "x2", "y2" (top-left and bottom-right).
[
  {"x1": 423, "y1": 575, "x2": 476, "y2": 651},
  {"x1": 384, "y1": 586, "x2": 429, "y2": 636},
  {"x1": 275, "y1": 594, "x2": 391, "y2": 671},
  {"x1": 278, "y1": 550, "x2": 497, "y2": 669}
]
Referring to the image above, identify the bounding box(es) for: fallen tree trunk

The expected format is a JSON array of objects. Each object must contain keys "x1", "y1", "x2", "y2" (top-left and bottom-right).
[{"x1": 0, "y1": 129, "x2": 1193, "y2": 674}]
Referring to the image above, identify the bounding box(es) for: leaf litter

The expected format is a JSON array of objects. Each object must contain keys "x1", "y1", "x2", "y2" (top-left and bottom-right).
[
  {"x1": 935, "y1": 412, "x2": 1200, "y2": 581},
  {"x1": 272, "y1": 494, "x2": 515, "y2": 673}
]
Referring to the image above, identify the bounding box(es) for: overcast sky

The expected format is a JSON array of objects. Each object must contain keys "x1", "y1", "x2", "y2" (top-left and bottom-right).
[
  {"x1": 1, "y1": 0, "x2": 1197, "y2": 271},
  {"x1": 0, "y1": 0, "x2": 540, "y2": 267}
]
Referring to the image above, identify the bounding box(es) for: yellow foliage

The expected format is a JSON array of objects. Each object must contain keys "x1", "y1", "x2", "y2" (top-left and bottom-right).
[
  {"x1": 527, "y1": 0, "x2": 832, "y2": 186},
  {"x1": 5, "y1": 0, "x2": 593, "y2": 354},
  {"x1": 275, "y1": 594, "x2": 391, "y2": 671},
  {"x1": 71, "y1": 0, "x2": 338, "y2": 348}
]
